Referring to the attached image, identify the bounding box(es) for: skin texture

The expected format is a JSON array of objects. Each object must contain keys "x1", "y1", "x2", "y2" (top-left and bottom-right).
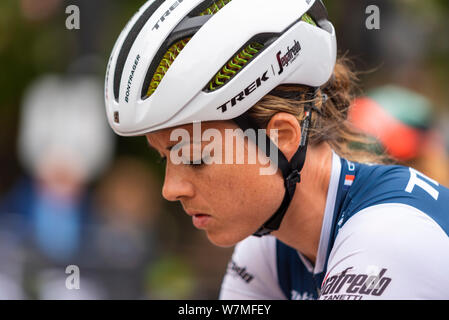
[{"x1": 146, "y1": 112, "x2": 332, "y2": 264}]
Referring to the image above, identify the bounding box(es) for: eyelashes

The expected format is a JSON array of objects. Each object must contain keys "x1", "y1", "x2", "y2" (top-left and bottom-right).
[{"x1": 186, "y1": 158, "x2": 206, "y2": 168}]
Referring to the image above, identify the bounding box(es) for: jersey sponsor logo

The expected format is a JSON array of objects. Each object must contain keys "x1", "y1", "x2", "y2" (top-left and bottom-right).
[
  {"x1": 276, "y1": 39, "x2": 301, "y2": 75},
  {"x1": 227, "y1": 260, "x2": 254, "y2": 283},
  {"x1": 320, "y1": 267, "x2": 392, "y2": 300},
  {"x1": 406, "y1": 167, "x2": 439, "y2": 200},
  {"x1": 217, "y1": 71, "x2": 269, "y2": 113},
  {"x1": 291, "y1": 290, "x2": 314, "y2": 300}
]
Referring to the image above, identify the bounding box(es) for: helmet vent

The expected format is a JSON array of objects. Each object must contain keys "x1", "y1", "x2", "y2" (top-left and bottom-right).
[
  {"x1": 143, "y1": 0, "x2": 235, "y2": 98},
  {"x1": 146, "y1": 38, "x2": 191, "y2": 98},
  {"x1": 204, "y1": 12, "x2": 316, "y2": 93},
  {"x1": 301, "y1": 13, "x2": 317, "y2": 26},
  {"x1": 198, "y1": 0, "x2": 232, "y2": 16},
  {"x1": 206, "y1": 42, "x2": 264, "y2": 92},
  {"x1": 143, "y1": 4, "x2": 317, "y2": 97},
  {"x1": 113, "y1": 0, "x2": 166, "y2": 102}
]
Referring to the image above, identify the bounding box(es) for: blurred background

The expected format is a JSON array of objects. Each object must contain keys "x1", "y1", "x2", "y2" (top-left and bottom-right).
[{"x1": 0, "y1": 0, "x2": 448, "y2": 299}]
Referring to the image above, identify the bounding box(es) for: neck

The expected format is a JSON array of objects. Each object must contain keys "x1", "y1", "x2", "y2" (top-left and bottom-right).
[{"x1": 272, "y1": 143, "x2": 333, "y2": 265}]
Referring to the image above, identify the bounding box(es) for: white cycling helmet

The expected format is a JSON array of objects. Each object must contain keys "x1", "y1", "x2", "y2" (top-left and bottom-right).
[
  {"x1": 105, "y1": 0, "x2": 337, "y2": 236},
  {"x1": 105, "y1": 0, "x2": 336, "y2": 136}
]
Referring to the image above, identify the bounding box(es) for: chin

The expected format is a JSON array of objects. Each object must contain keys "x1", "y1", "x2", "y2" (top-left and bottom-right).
[{"x1": 205, "y1": 230, "x2": 247, "y2": 248}]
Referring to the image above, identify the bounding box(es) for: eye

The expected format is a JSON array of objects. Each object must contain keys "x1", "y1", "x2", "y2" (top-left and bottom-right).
[{"x1": 186, "y1": 158, "x2": 206, "y2": 168}]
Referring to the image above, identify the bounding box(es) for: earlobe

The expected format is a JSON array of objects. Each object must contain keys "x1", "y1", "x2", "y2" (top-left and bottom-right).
[{"x1": 266, "y1": 112, "x2": 302, "y2": 162}]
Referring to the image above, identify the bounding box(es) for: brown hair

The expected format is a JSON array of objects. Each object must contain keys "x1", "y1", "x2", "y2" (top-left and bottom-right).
[{"x1": 246, "y1": 57, "x2": 392, "y2": 164}]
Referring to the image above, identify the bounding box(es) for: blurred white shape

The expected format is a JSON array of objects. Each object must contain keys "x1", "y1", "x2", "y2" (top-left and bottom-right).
[
  {"x1": 37, "y1": 269, "x2": 106, "y2": 300},
  {"x1": 0, "y1": 274, "x2": 25, "y2": 300},
  {"x1": 18, "y1": 74, "x2": 114, "y2": 184}
]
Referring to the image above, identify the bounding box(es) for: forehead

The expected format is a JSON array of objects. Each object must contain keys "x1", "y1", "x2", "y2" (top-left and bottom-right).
[{"x1": 145, "y1": 120, "x2": 237, "y2": 149}]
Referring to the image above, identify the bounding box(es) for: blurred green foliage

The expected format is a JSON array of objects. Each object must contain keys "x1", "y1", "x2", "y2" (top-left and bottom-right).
[{"x1": 145, "y1": 254, "x2": 196, "y2": 299}]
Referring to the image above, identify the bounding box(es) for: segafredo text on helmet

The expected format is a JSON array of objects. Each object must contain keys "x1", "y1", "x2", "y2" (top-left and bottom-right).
[{"x1": 277, "y1": 40, "x2": 302, "y2": 75}]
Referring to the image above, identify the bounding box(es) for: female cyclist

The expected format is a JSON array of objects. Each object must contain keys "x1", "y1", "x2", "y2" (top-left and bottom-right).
[{"x1": 105, "y1": 0, "x2": 449, "y2": 299}]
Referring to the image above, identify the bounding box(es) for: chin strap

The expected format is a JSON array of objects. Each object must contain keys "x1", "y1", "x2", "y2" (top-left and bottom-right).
[{"x1": 233, "y1": 87, "x2": 319, "y2": 237}]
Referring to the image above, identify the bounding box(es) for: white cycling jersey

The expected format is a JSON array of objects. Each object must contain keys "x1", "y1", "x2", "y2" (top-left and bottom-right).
[{"x1": 219, "y1": 152, "x2": 449, "y2": 300}]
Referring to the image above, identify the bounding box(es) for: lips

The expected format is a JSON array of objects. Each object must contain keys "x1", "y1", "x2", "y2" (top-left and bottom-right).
[
  {"x1": 185, "y1": 209, "x2": 211, "y2": 229},
  {"x1": 192, "y1": 214, "x2": 211, "y2": 229}
]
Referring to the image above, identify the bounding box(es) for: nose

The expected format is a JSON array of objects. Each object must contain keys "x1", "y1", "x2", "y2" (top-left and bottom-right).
[{"x1": 162, "y1": 165, "x2": 194, "y2": 202}]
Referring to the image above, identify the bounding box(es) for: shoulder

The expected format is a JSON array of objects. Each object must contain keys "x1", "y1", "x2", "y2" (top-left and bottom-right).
[
  {"x1": 335, "y1": 203, "x2": 449, "y2": 260},
  {"x1": 322, "y1": 204, "x2": 449, "y2": 299},
  {"x1": 219, "y1": 235, "x2": 286, "y2": 299},
  {"x1": 340, "y1": 162, "x2": 449, "y2": 235}
]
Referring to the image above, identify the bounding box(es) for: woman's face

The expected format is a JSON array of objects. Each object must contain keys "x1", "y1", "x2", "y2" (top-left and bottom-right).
[{"x1": 146, "y1": 120, "x2": 284, "y2": 247}]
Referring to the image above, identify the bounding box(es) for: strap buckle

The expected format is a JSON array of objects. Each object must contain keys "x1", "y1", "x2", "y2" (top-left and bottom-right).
[
  {"x1": 252, "y1": 227, "x2": 273, "y2": 237},
  {"x1": 286, "y1": 169, "x2": 301, "y2": 187}
]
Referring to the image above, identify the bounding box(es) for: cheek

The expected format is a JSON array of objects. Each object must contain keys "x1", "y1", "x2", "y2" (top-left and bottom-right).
[
  {"x1": 231, "y1": 163, "x2": 283, "y2": 208},
  {"x1": 199, "y1": 163, "x2": 284, "y2": 246},
  {"x1": 199, "y1": 164, "x2": 261, "y2": 208}
]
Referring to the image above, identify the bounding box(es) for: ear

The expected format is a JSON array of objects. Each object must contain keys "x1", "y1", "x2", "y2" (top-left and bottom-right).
[{"x1": 266, "y1": 112, "x2": 301, "y2": 162}]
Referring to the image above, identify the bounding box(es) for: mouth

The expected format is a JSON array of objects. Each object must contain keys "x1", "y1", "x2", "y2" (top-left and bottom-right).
[
  {"x1": 192, "y1": 214, "x2": 211, "y2": 229},
  {"x1": 185, "y1": 210, "x2": 212, "y2": 229}
]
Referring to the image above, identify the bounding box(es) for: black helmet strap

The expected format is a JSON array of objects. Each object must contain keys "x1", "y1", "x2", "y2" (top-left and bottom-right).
[{"x1": 233, "y1": 87, "x2": 317, "y2": 237}]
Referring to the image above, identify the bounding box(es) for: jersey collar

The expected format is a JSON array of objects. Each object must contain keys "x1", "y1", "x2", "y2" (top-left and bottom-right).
[{"x1": 297, "y1": 150, "x2": 342, "y2": 274}]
